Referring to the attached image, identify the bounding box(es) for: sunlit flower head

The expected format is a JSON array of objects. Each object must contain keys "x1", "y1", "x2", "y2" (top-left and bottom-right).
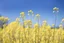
[
  {"x1": 16, "y1": 18, "x2": 20, "y2": 22},
  {"x1": 34, "y1": 23, "x2": 38, "y2": 28},
  {"x1": 20, "y1": 12, "x2": 25, "y2": 18},
  {"x1": 53, "y1": 7, "x2": 59, "y2": 13},
  {"x1": 24, "y1": 20, "x2": 28, "y2": 25},
  {"x1": 52, "y1": 24, "x2": 55, "y2": 27},
  {"x1": 36, "y1": 14, "x2": 40, "y2": 17},
  {"x1": 27, "y1": 20, "x2": 32, "y2": 25},
  {"x1": 42, "y1": 20, "x2": 47, "y2": 26},
  {"x1": 62, "y1": 18, "x2": 64, "y2": 22},
  {"x1": 0, "y1": 16, "x2": 4, "y2": 20},
  {"x1": 61, "y1": 18, "x2": 64, "y2": 24},
  {"x1": 5, "y1": 17, "x2": 9, "y2": 20},
  {"x1": 53, "y1": 7, "x2": 59, "y2": 11},
  {"x1": 28, "y1": 10, "x2": 32, "y2": 12},
  {"x1": 28, "y1": 10, "x2": 34, "y2": 16},
  {"x1": 43, "y1": 20, "x2": 47, "y2": 23},
  {"x1": 0, "y1": 16, "x2": 9, "y2": 21},
  {"x1": 35, "y1": 14, "x2": 40, "y2": 20},
  {"x1": 28, "y1": 20, "x2": 31, "y2": 22},
  {"x1": 59, "y1": 24, "x2": 63, "y2": 28}
]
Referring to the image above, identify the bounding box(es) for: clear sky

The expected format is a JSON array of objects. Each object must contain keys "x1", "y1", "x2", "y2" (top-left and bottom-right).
[{"x1": 0, "y1": 0, "x2": 64, "y2": 26}]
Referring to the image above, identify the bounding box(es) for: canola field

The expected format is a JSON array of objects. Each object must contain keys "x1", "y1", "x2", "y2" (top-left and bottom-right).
[{"x1": 0, "y1": 10, "x2": 64, "y2": 43}]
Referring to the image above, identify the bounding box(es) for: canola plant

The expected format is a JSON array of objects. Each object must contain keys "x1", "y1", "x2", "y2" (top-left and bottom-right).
[{"x1": 0, "y1": 10, "x2": 64, "y2": 43}]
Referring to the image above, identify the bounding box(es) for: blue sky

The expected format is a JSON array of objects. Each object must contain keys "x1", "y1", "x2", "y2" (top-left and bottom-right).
[{"x1": 0, "y1": 0, "x2": 64, "y2": 26}]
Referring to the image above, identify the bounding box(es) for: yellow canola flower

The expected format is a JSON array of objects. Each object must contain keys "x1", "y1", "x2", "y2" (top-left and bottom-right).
[
  {"x1": 5, "y1": 17, "x2": 9, "y2": 20},
  {"x1": 27, "y1": 20, "x2": 32, "y2": 28},
  {"x1": 34, "y1": 23, "x2": 39, "y2": 28},
  {"x1": 27, "y1": 20, "x2": 32, "y2": 24},
  {"x1": 62, "y1": 18, "x2": 64, "y2": 22},
  {"x1": 0, "y1": 16, "x2": 9, "y2": 23},
  {"x1": 20, "y1": 12, "x2": 25, "y2": 18},
  {"x1": 0, "y1": 16, "x2": 4, "y2": 21},
  {"x1": 3, "y1": 17, "x2": 9, "y2": 22},
  {"x1": 59, "y1": 24, "x2": 63, "y2": 27},
  {"x1": 35, "y1": 14, "x2": 40, "y2": 20},
  {"x1": 1, "y1": 11, "x2": 64, "y2": 43},
  {"x1": 42, "y1": 20, "x2": 47, "y2": 26},
  {"x1": 59, "y1": 24, "x2": 63, "y2": 29},
  {"x1": 46, "y1": 25, "x2": 51, "y2": 29},
  {"x1": 36, "y1": 14, "x2": 40, "y2": 17},
  {"x1": 43, "y1": 20, "x2": 47, "y2": 23},
  {"x1": 24, "y1": 20, "x2": 32, "y2": 25},
  {"x1": 16, "y1": 18, "x2": 20, "y2": 22},
  {"x1": 53, "y1": 7, "x2": 59, "y2": 11},
  {"x1": 28, "y1": 10, "x2": 32, "y2": 13},
  {"x1": 52, "y1": 24, "x2": 55, "y2": 27},
  {"x1": 53, "y1": 7, "x2": 59, "y2": 13},
  {"x1": 28, "y1": 10, "x2": 34, "y2": 16},
  {"x1": 24, "y1": 20, "x2": 28, "y2": 25}
]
